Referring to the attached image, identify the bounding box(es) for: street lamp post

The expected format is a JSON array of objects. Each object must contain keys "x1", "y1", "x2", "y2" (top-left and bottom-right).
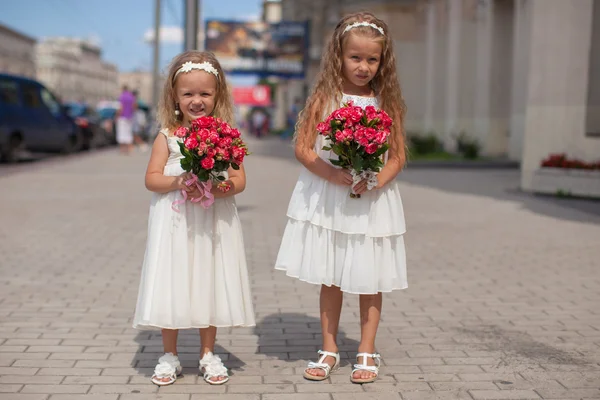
[{"x1": 184, "y1": 0, "x2": 201, "y2": 51}]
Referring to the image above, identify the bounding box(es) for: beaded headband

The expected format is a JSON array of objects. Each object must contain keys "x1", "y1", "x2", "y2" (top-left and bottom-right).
[
  {"x1": 174, "y1": 61, "x2": 219, "y2": 78},
  {"x1": 343, "y1": 21, "x2": 385, "y2": 36}
]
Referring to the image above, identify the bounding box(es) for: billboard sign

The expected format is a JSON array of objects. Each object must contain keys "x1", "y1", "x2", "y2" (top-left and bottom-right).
[
  {"x1": 232, "y1": 85, "x2": 271, "y2": 106},
  {"x1": 204, "y1": 20, "x2": 308, "y2": 78}
]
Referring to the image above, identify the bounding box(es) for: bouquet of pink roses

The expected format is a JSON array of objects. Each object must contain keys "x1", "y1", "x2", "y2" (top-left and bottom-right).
[
  {"x1": 172, "y1": 116, "x2": 249, "y2": 210},
  {"x1": 317, "y1": 102, "x2": 392, "y2": 198}
]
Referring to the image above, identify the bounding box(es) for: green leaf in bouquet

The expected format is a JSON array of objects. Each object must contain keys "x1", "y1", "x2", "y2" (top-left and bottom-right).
[
  {"x1": 330, "y1": 158, "x2": 343, "y2": 166},
  {"x1": 352, "y1": 155, "x2": 364, "y2": 172},
  {"x1": 322, "y1": 146, "x2": 332, "y2": 151},
  {"x1": 331, "y1": 143, "x2": 344, "y2": 156},
  {"x1": 198, "y1": 169, "x2": 210, "y2": 181},
  {"x1": 180, "y1": 158, "x2": 192, "y2": 172},
  {"x1": 373, "y1": 144, "x2": 390, "y2": 157},
  {"x1": 231, "y1": 163, "x2": 240, "y2": 170},
  {"x1": 216, "y1": 175, "x2": 226, "y2": 181}
]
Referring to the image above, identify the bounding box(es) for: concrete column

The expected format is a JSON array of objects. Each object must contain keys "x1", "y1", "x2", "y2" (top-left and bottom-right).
[
  {"x1": 473, "y1": 0, "x2": 493, "y2": 151},
  {"x1": 423, "y1": 1, "x2": 437, "y2": 133},
  {"x1": 444, "y1": 0, "x2": 462, "y2": 150},
  {"x1": 508, "y1": 0, "x2": 531, "y2": 161},
  {"x1": 521, "y1": 0, "x2": 595, "y2": 190}
]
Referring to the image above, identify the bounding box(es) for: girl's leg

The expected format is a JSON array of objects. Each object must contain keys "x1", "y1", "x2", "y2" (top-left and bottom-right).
[
  {"x1": 353, "y1": 292, "x2": 382, "y2": 380},
  {"x1": 154, "y1": 329, "x2": 178, "y2": 383},
  {"x1": 199, "y1": 326, "x2": 227, "y2": 383},
  {"x1": 305, "y1": 284, "x2": 343, "y2": 377},
  {"x1": 162, "y1": 328, "x2": 179, "y2": 354}
]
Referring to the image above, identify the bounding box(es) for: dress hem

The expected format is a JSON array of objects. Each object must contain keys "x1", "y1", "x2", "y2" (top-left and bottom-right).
[
  {"x1": 274, "y1": 267, "x2": 408, "y2": 295},
  {"x1": 132, "y1": 322, "x2": 256, "y2": 330}
]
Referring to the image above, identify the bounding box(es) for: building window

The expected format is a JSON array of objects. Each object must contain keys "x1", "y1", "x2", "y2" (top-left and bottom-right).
[{"x1": 586, "y1": 0, "x2": 600, "y2": 137}]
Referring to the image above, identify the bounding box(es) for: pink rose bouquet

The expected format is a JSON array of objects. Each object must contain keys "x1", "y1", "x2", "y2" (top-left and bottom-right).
[
  {"x1": 317, "y1": 102, "x2": 392, "y2": 198},
  {"x1": 172, "y1": 116, "x2": 249, "y2": 209}
]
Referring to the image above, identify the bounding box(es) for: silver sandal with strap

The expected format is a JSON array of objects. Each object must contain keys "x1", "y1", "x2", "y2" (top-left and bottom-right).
[
  {"x1": 350, "y1": 352, "x2": 381, "y2": 384},
  {"x1": 303, "y1": 350, "x2": 340, "y2": 381},
  {"x1": 199, "y1": 352, "x2": 229, "y2": 385},
  {"x1": 151, "y1": 353, "x2": 183, "y2": 386}
]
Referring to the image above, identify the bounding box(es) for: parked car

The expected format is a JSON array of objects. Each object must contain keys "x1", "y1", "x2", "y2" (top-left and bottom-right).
[
  {"x1": 64, "y1": 102, "x2": 111, "y2": 149},
  {"x1": 97, "y1": 105, "x2": 118, "y2": 145},
  {"x1": 0, "y1": 73, "x2": 81, "y2": 162}
]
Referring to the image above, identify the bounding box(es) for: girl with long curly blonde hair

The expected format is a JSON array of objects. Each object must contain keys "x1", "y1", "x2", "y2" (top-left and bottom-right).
[
  {"x1": 275, "y1": 12, "x2": 408, "y2": 384},
  {"x1": 134, "y1": 51, "x2": 255, "y2": 387}
]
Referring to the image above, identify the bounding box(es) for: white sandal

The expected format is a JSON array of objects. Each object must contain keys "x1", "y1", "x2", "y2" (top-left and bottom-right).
[
  {"x1": 350, "y1": 352, "x2": 381, "y2": 384},
  {"x1": 303, "y1": 350, "x2": 340, "y2": 381},
  {"x1": 151, "y1": 353, "x2": 183, "y2": 386},
  {"x1": 199, "y1": 352, "x2": 229, "y2": 385}
]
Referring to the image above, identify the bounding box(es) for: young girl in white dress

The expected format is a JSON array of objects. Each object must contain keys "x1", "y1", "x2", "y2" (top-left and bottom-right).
[
  {"x1": 275, "y1": 12, "x2": 408, "y2": 384},
  {"x1": 133, "y1": 51, "x2": 255, "y2": 386}
]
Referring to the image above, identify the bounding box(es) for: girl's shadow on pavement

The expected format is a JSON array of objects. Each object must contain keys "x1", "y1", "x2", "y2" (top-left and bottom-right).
[{"x1": 253, "y1": 312, "x2": 360, "y2": 369}]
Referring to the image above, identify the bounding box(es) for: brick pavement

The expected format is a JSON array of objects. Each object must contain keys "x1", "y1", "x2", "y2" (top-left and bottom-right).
[{"x1": 0, "y1": 136, "x2": 599, "y2": 399}]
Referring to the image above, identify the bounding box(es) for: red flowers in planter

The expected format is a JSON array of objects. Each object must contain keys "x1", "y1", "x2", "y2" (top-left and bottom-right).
[{"x1": 540, "y1": 153, "x2": 600, "y2": 170}]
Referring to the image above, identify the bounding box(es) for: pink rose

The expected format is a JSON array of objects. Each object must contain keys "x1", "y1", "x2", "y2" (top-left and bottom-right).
[
  {"x1": 317, "y1": 122, "x2": 331, "y2": 134},
  {"x1": 230, "y1": 128, "x2": 241, "y2": 139},
  {"x1": 220, "y1": 123, "x2": 233, "y2": 136},
  {"x1": 365, "y1": 143, "x2": 379, "y2": 154},
  {"x1": 201, "y1": 157, "x2": 215, "y2": 170},
  {"x1": 197, "y1": 142, "x2": 208, "y2": 155},
  {"x1": 347, "y1": 107, "x2": 363, "y2": 124},
  {"x1": 184, "y1": 136, "x2": 199, "y2": 149},
  {"x1": 218, "y1": 137, "x2": 233, "y2": 148},
  {"x1": 194, "y1": 116, "x2": 213, "y2": 129},
  {"x1": 198, "y1": 128, "x2": 211, "y2": 143},
  {"x1": 232, "y1": 146, "x2": 245, "y2": 163},
  {"x1": 206, "y1": 147, "x2": 217, "y2": 158},
  {"x1": 174, "y1": 126, "x2": 188, "y2": 138},
  {"x1": 208, "y1": 131, "x2": 219, "y2": 144}
]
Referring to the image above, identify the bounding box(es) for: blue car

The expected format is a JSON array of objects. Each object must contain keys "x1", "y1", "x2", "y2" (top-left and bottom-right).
[{"x1": 0, "y1": 73, "x2": 81, "y2": 162}]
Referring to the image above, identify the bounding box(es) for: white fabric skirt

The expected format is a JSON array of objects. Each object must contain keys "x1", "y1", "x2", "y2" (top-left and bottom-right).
[
  {"x1": 275, "y1": 168, "x2": 408, "y2": 295},
  {"x1": 116, "y1": 117, "x2": 133, "y2": 144},
  {"x1": 133, "y1": 150, "x2": 255, "y2": 330}
]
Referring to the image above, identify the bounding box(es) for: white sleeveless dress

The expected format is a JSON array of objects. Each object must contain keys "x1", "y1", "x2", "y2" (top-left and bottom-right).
[
  {"x1": 275, "y1": 94, "x2": 408, "y2": 294},
  {"x1": 133, "y1": 129, "x2": 255, "y2": 329}
]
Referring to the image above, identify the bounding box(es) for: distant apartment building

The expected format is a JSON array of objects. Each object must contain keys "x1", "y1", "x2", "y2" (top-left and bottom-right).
[
  {"x1": 36, "y1": 37, "x2": 119, "y2": 105},
  {"x1": 0, "y1": 24, "x2": 36, "y2": 78}
]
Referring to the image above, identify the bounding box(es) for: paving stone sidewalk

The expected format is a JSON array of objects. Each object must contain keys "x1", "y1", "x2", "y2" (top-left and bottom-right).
[{"x1": 0, "y1": 136, "x2": 599, "y2": 400}]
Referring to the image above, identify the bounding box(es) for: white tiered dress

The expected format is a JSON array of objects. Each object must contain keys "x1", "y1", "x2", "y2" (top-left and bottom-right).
[
  {"x1": 275, "y1": 94, "x2": 408, "y2": 295},
  {"x1": 133, "y1": 129, "x2": 256, "y2": 330}
]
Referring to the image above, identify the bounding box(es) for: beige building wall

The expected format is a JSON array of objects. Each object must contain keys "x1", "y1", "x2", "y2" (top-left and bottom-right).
[
  {"x1": 521, "y1": 0, "x2": 600, "y2": 190},
  {"x1": 119, "y1": 71, "x2": 164, "y2": 106},
  {"x1": 0, "y1": 24, "x2": 36, "y2": 79},
  {"x1": 36, "y1": 38, "x2": 119, "y2": 105}
]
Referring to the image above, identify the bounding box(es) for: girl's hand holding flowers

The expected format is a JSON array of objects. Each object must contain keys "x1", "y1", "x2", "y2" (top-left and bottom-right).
[
  {"x1": 171, "y1": 116, "x2": 249, "y2": 211},
  {"x1": 317, "y1": 102, "x2": 392, "y2": 198}
]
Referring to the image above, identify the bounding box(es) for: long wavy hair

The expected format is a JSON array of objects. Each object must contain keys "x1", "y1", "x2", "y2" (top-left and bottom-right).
[
  {"x1": 158, "y1": 51, "x2": 234, "y2": 132},
  {"x1": 296, "y1": 12, "x2": 407, "y2": 165}
]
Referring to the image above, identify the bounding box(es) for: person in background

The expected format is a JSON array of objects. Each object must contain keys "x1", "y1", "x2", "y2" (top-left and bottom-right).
[
  {"x1": 116, "y1": 85, "x2": 137, "y2": 154},
  {"x1": 132, "y1": 90, "x2": 149, "y2": 152}
]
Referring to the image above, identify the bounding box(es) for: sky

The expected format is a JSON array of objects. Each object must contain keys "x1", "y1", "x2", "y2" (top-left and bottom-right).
[{"x1": 0, "y1": 0, "x2": 262, "y2": 83}]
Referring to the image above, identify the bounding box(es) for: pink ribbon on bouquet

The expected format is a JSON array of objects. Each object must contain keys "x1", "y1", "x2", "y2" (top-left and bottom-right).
[{"x1": 171, "y1": 174, "x2": 215, "y2": 212}]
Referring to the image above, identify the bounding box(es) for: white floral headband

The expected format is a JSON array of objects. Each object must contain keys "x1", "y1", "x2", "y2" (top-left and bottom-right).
[
  {"x1": 174, "y1": 61, "x2": 219, "y2": 78},
  {"x1": 343, "y1": 21, "x2": 385, "y2": 36}
]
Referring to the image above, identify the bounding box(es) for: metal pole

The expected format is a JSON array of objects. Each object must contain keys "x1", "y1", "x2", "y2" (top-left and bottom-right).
[
  {"x1": 184, "y1": 0, "x2": 199, "y2": 50},
  {"x1": 152, "y1": 0, "x2": 161, "y2": 111}
]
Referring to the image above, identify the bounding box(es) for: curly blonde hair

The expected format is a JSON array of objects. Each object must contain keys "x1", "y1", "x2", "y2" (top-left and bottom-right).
[
  {"x1": 296, "y1": 12, "x2": 407, "y2": 166},
  {"x1": 158, "y1": 51, "x2": 234, "y2": 131}
]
